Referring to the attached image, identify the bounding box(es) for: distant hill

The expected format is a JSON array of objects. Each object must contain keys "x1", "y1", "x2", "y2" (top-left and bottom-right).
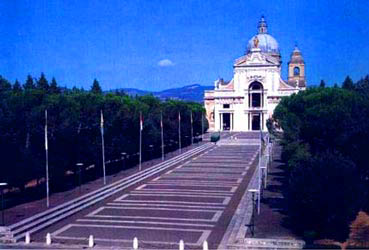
[{"x1": 113, "y1": 84, "x2": 213, "y2": 102}]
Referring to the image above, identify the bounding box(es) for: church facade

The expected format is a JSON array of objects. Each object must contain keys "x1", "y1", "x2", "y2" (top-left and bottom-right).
[{"x1": 204, "y1": 17, "x2": 306, "y2": 131}]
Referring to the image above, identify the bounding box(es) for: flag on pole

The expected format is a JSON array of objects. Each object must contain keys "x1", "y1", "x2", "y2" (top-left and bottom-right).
[
  {"x1": 139, "y1": 112, "x2": 143, "y2": 171},
  {"x1": 100, "y1": 110, "x2": 106, "y2": 185},
  {"x1": 44, "y1": 110, "x2": 49, "y2": 208},
  {"x1": 45, "y1": 110, "x2": 48, "y2": 150},
  {"x1": 161, "y1": 112, "x2": 164, "y2": 161},
  {"x1": 140, "y1": 112, "x2": 143, "y2": 131},
  {"x1": 100, "y1": 110, "x2": 104, "y2": 133},
  {"x1": 178, "y1": 111, "x2": 181, "y2": 154},
  {"x1": 201, "y1": 111, "x2": 204, "y2": 140},
  {"x1": 190, "y1": 111, "x2": 193, "y2": 145}
]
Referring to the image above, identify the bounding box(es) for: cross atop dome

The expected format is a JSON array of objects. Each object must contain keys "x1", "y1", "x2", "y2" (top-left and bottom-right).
[
  {"x1": 247, "y1": 16, "x2": 279, "y2": 56},
  {"x1": 258, "y1": 15, "x2": 268, "y2": 34}
]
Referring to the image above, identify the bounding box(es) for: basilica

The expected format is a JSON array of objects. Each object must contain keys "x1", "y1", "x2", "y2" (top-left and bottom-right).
[{"x1": 204, "y1": 17, "x2": 306, "y2": 131}]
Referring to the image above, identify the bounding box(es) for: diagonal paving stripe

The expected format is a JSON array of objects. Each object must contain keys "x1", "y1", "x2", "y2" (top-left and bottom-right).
[
  {"x1": 8, "y1": 143, "x2": 214, "y2": 242},
  {"x1": 19, "y1": 133, "x2": 261, "y2": 248},
  {"x1": 76, "y1": 218, "x2": 215, "y2": 228}
]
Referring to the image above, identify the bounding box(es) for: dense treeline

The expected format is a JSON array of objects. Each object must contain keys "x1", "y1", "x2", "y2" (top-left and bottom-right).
[
  {"x1": 0, "y1": 73, "x2": 208, "y2": 204},
  {"x1": 270, "y1": 75, "x2": 369, "y2": 242}
]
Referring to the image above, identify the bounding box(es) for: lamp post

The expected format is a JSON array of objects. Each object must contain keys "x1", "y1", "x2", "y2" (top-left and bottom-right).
[
  {"x1": 0, "y1": 183, "x2": 7, "y2": 226},
  {"x1": 121, "y1": 152, "x2": 126, "y2": 170},
  {"x1": 76, "y1": 163, "x2": 83, "y2": 193},
  {"x1": 247, "y1": 189, "x2": 259, "y2": 237}
]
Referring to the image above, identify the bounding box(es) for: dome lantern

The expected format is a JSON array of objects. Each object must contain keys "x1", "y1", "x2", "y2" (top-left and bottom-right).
[
  {"x1": 246, "y1": 16, "x2": 280, "y2": 57},
  {"x1": 258, "y1": 16, "x2": 268, "y2": 34}
]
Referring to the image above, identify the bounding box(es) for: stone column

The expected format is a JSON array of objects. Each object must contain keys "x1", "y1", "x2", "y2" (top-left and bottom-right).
[
  {"x1": 220, "y1": 113, "x2": 223, "y2": 131},
  {"x1": 214, "y1": 109, "x2": 219, "y2": 131},
  {"x1": 230, "y1": 113, "x2": 233, "y2": 131}
]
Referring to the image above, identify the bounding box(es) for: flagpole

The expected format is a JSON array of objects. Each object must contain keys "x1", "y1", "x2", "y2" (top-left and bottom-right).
[
  {"x1": 100, "y1": 110, "x2": 106, "y2": 185},
  {"x1": 178, "y1": 112, "x2": 181, "y2": 154},
  {"x1": 190, "y1": 111, "x2": 193, "y2": 145},
  {"x1": 139, "y1": 112, "x2": 142, "y2": 171},
  {"x1": 45, "y1": 110, "x2": 49, "y2": 208},
  {"x1": 201, "y1": 110, "x2": 204, "y2": 141},
  {"x1": 161, "y1": 112, "x2": 164, "y2": 161}
]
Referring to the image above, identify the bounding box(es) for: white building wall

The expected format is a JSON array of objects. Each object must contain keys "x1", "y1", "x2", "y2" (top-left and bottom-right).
[{"x1": 205, "y1": 50, "x2": 300, "y2": 132}]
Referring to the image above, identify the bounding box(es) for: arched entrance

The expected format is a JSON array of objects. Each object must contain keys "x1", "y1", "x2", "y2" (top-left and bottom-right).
[
  {"x1": 248, "y1": 81, "x2": 264, "y2": 108},
  {"x1": 248, "y1": 82, "x2": 264, "y2": 131}
]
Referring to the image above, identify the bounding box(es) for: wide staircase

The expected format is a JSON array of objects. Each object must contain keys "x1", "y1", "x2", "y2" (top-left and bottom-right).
[{"x1": 0, "y1": 143, "x2": 213, "y2": 244}]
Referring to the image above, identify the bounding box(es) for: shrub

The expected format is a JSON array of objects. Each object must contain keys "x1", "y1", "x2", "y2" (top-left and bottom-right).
[
  {"x1": 210, "y1": 132, "x2": 220, "y2": 142},
  {"x1": 286, "y1": 152, "x2": 363, "y2": 241}
]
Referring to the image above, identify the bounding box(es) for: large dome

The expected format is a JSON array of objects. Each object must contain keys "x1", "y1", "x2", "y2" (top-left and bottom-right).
[
  {"x1": 247, "y1": 34, "x2": 280, "y2": 54},
  {"x1": 246, "y1": 16, "x2": 280, "y2": 56}
]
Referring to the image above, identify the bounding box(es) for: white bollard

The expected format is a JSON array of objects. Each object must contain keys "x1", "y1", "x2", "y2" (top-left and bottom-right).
[
  {"x1": 179, "y1": 240, "x2": 184, "y2": 250},
  {"x1": 46, "y1": 233, "x2": 51, "y2": 245},
  {"x1": 203, "y1": 240, "x2": 208, "y2": 250},
  {"x1": 88, "y1": 235, "x2": 94, "y2": 248},
  {"x1": 133, "y1": 237, "x2": 138, "y2": 249},
  {"x1": 25, "y1": 232, "x2": 31, "y2": 244}
]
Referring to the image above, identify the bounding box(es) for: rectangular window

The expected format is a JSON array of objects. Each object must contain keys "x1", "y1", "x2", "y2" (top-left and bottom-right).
[
  {"x1": 223, "y1": 104, "x2": 230, "y2": 109},
  {"x1": 251, "y1": 93, "x2": 261, "y2": 107}
]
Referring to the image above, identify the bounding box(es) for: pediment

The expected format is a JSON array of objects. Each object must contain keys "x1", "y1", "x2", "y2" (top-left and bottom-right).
[{"x1": 234, "y1": 51, "x2": 277, "y2": 67}]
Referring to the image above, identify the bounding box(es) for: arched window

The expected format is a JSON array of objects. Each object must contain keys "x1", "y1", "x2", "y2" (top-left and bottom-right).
[
  {"x1": 294, "y1": 67, "x2": 300, "y2": 76},
  {"x1": 249, "y1": 82, "x2": 262, "y2": 90}
]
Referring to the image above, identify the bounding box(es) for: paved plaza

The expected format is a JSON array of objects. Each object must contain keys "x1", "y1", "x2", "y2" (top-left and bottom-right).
[{"x1": 19, "y1": 133, "x2": 262, "y2": 249}]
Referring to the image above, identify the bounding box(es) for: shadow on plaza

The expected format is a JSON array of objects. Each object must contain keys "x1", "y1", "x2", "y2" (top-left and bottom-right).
[
  {"x1": 2, "y1": 139, "x2": 201, "y2": 225},
  {"x1": 246, "y1": 150, "x2": 300, "y2": 239}
]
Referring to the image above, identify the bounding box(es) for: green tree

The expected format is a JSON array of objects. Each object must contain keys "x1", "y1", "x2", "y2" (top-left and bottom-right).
[
  {"x1": 342, "y1": 76, "x2": 354, "y2": 90},
  {"x1": 49, "y1": 77, "x2": 61, "y2": 94},
  {"x1": 355, "y1": 75, "x2": 369, "y2": 97},
  {"x1": 287, "y1": 152, "x2": 362, "y2": 240},
  {"x1": 0, "y1": 73, "x2": 208, "y2": 208},
  {"x1": 273, "y1": 86, "x2": 369, "y2": 241},
  {"x1": 0, "y1": 75, "x2": 12, "y2": 93},
  {"x1": 13, "y1": 79, "x2": 22, "y2": 92},
  {"x1": 36, "y1": 72, "x2": 49, "y2": 90},
  {"x1": 91, "y1": 79, "x2": 102, "y2": 94},
  {"x1": 319, "y1": 79, "x2": 326, "y2": 88},
  {"x1": 24, "y1": 74, "x2": 35, "y2": 90}
]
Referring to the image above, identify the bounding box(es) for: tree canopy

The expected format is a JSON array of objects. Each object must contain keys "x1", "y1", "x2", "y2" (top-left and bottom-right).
[
  {"x1": 0, "y1": 74, "x2": 208, "y2": 207},
  {"x1": 91, "y1": 78, "x2": 102, "y2": 94},
  {"x1": 271, "y1": 75, "x2": 369, "y2": 242}
]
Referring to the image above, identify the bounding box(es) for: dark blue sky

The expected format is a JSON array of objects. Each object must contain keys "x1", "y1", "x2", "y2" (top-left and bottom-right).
[{"x1": 1, "y1": 0, "x2": 368, "y2": 91}]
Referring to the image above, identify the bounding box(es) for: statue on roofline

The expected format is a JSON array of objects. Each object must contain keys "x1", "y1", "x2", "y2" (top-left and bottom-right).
[{"x1": 253, "y1": 37, "x2": 259, "y2": 48}]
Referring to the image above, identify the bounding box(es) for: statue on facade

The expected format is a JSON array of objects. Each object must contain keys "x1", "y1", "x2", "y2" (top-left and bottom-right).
[{"x1": 253, "y1": 37, "x2": 259, "y2": 48}]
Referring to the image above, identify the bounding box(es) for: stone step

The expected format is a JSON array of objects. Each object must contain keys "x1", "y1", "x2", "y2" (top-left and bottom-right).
[
  {"x1": 0, "y1": 226, "x2": 12, "y2": 236},
  {"x1": 0, "y1": 226, "x2": 15, "y2": 243},
  {"x1": 230, "y1": 238, "x2": 305, "y2": 250},
  {"x1": 0, "y1": 143, "x2": 213, "y2": 243}
]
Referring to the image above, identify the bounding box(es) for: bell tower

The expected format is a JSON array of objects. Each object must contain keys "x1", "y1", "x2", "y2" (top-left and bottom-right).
[{"x1": 288, "y1": 45, "x2": 306, "y2": 88}]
